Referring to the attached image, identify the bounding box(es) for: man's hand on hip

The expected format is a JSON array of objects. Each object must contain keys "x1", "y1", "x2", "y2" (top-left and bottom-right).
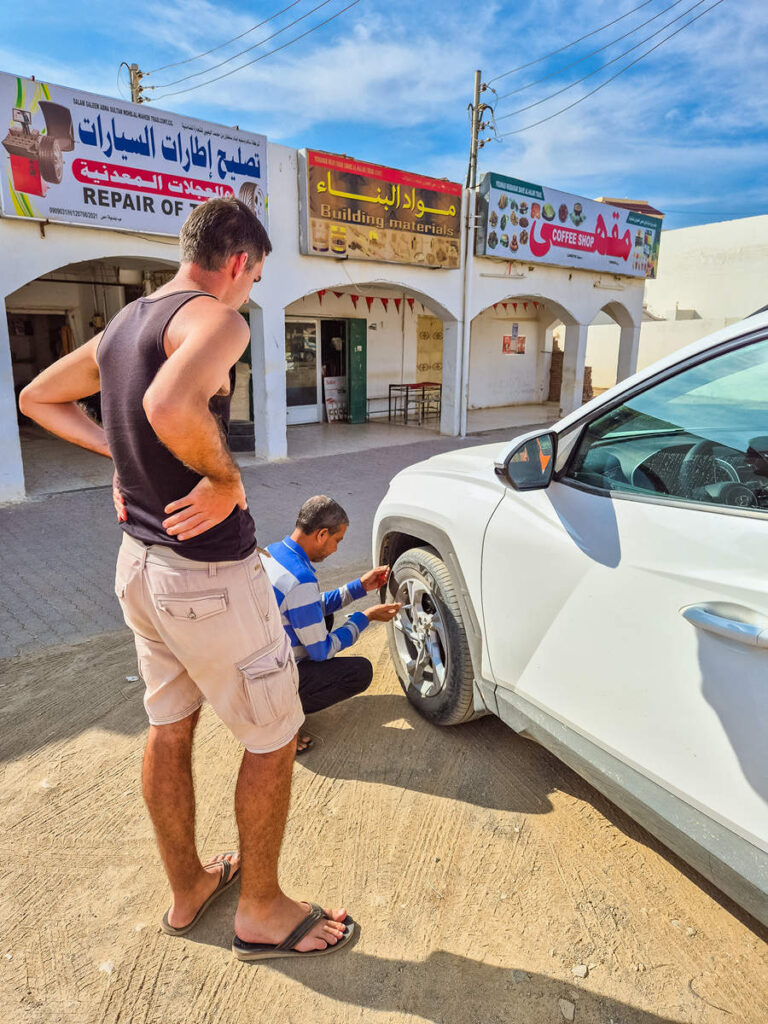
[
  {"x1": 364, "y1": 602, "x2": 402, "y2": 622},
  {"x1": 112, "y1": 470, "x2": 127, "y2": 523},
  {"x1": 361, "y1": 565, "x2": 390, "y2": 592},
  {"x1": 162, "y1": 475, "x2": 247, "y2": 541}
]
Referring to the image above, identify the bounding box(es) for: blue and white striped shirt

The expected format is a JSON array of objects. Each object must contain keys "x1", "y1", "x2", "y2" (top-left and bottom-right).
[{"x1": 264, "y1": 536, "x2": 369, "y2": 662}]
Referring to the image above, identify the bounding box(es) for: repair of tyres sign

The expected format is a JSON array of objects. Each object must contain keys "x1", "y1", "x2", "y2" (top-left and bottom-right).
[
  {"x1": 298, "y1": 149, "x2": 462, "y2": 268},
  {"x1": 476, "y1": 171, "x2": 662, "y2": 279},
  {"x1": 0, "y1": 71, "x2": 267, "y2": 236}
]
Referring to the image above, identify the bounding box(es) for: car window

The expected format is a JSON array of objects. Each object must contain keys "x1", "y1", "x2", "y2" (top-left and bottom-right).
[{"x1": 564, "y1": 337, "x2": 768, "y2": 513}]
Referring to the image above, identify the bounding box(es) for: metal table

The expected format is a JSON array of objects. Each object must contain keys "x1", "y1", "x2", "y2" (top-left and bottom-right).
[{"x1": 388, "y1": 382, "x2": 442, "y2": 425}]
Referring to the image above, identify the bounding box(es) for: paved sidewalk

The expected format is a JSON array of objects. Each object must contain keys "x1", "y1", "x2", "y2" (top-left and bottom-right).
[{"x1": 0, "y1": 427, "x2": 529, "y2": 661}]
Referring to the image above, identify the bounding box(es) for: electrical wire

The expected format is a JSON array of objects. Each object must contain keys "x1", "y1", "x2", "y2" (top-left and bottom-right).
[
  {"x1": 147, "y1": 0, "x2": 307, "y2": 75},
  {"x1": 148, "y1": 0, "x2": 361, "y2": 100},
  {"x1": 495, "y1": 0, "x2": 688, "y2": 102},
  {"x1": 494, "y1": 0, "x2": 725, "y2": 138},
  {"x1": 116, "y1": 61, "x2": 131, "y2": 100},
  {"x1": 148, "y1": 0, "x2": 338, "y2": 89},
  {"x1": 488, "y1": 0, "x2": 658, "y2": 84},
  {"x1": 495, "y1": 0, "x2": 709, "y2": 122}
]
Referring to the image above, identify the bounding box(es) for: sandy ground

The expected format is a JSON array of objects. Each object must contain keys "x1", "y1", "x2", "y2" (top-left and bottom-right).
[{"x1": 1, "y1": 627, "x2": 766, "y2": 1024}]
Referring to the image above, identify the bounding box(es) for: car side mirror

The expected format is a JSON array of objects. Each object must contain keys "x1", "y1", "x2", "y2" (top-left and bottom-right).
[{"x1": 495, "y1": 430, "x2": 557, "y2": 491}]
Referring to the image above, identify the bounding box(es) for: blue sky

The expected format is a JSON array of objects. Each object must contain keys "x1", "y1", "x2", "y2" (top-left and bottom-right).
[{"x1": 2, "y1": 0, "x2": 766, "y2": 230}]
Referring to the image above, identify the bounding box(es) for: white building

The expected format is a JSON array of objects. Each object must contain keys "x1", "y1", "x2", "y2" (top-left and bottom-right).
[
  {"x1": 587, "y1": 214, "x2": 768, "y2": 390},
  {"x1": 0, "y1": 139, "x2": 647, "y2": 503}
]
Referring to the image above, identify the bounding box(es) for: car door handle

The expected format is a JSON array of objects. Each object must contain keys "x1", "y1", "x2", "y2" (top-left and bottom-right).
[{"x1": 681, "y1": 604, "x2": 768, "y2": 649}]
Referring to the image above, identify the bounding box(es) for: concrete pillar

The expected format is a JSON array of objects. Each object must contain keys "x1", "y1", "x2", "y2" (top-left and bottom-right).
[
  {"x1": 617, "y1": 323, "x2": 641, "y2": 383},
  {"x1": 440, "y1": 319, "x2": 461, "y2": 436},
  {"x1": 249, "y1": 301, "x2": 287, "y2": 460},
  {"x1": 0, "y1": 301, "x2": 25, "y2": 501},
  {"x1": 560, "y1": 323, "x2": 589, "y2": 416}
]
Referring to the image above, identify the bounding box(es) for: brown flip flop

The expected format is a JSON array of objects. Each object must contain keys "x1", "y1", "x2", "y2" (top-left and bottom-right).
[
  {"x1": 160, "y1": 853, "x2": 240, "y2": 936},
  {"x1": 232, "y1": 902, "x2": 356, "y2": 961}
]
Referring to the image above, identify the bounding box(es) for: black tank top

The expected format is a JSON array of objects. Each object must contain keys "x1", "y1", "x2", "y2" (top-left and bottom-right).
[{"x1": 97, "y1": 290, "x2": 256, "y2": 561}]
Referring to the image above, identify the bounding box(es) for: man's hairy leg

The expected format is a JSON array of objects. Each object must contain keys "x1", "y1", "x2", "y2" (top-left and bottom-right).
[
  {"x1": 143, "y1": 711, "x2": 239, "y2": 928},
  {"x1": 234, "y1": 740, "x2": 348, "y2": 951}
]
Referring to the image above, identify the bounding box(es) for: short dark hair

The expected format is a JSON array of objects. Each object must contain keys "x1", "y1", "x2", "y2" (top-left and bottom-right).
[
  {"x1": 296, "y1": 495, "x2": 349, "y2": 535},
  {"x1": 179, "y1": 198, "x2": 272, "y2": 271}
]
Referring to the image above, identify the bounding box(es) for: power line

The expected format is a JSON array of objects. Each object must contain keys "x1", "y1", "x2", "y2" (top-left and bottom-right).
[
  {"x1": 494, "y1": 0, "x2": 725, "y2": 138},
  {"x1": 148, "y1": 0, "x2": 338, "y2": 90},
  {"x1": 116, "y1": 61, "x2": 131, "y2": 100},
  {"x1": 488, "y1": 0, "x2": 658, "y2": 85},
  {"x1": 147, "y1": 0, "x2": 307, "y2": 75},
  {"x1": 495, "y1": 0, "x2": 687, "y2": 102},
  {"x1": 495, "y1": 0, "x2": 709, "y2": 123},
  {"x1": 149, "y1": 0, "x2": 361, "y2": 101}
]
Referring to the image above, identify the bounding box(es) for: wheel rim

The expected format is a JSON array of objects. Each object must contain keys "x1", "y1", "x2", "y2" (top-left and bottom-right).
[{"x1": 392, "y1": 576, "x2": 449, "y2": 698}]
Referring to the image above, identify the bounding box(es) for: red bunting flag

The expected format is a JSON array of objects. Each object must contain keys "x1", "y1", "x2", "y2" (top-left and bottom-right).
[
  {"x1": 350, "y1": 294, "x2": 359, "y2": 309},
  {"x1": 317, "y1": 290, "x2": 326, "y2": 305},
  {"x1": 365, "y1": 296, "x2": 375, "y2": 312},
  {"x1": 407, "y1": 298, "x2": 415, "y2": 312},
  {"x1": 533, "y1": 301, "x2": 539, "y2": 310},
  {"x1": 502, "y1": 302, "x2": 508, "y2": 311},
  {"x1": 512, "y1": 302, "x2": 518, "y2": 312},
  {"x1": 380, "y1": 297, "x2": 389, "y2": 312},
  {"x1": 394, "y1": 298, "x2": 402, "y2": 313},
  {"x1": 523, "y1": 302, "x2": 528, "y2": 311},
  {"x1": 493, "y1": 303, "x2": 498, "y2": 311},
  {"x1": 333, "y1": 291, "x2": 343, "y2": 299}
]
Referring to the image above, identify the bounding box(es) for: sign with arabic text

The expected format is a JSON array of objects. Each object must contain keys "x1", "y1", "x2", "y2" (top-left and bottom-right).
[
  {"x1": 0, "y1": 72, "x2": 267, "y2": 237},
  {"x1": 477, "y1": 172, "x2": 661, "y2": 279},
  {"x1": 299, "y1": 150, "x2": 461, "y2": 269}
]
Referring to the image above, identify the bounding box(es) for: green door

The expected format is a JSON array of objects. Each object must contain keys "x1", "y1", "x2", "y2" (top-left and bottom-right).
[{"x1": 346, "y1": 318, "x2": 367, "y2": 424}]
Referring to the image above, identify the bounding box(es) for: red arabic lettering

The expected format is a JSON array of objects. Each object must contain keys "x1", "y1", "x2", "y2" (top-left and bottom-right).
[
  {"x1": 529, "y1": 214, "x2": 631, "y2": 262},
  {"x1": 72, "y1": 160, "x2": 234, "y2": 202}
]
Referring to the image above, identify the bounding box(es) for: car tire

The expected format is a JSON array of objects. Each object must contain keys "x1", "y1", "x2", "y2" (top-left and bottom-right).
[
  {"x1": 39, "y1": 136, "x2": 63, "y2": 184},
  {"x1": 387, "y1": 546, "x2": 477, "y2": 726}
]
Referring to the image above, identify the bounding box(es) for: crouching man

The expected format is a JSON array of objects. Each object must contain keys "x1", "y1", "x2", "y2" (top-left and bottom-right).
[{"x1": 265, "y1": 495, "x2": 400, "y2": 751}]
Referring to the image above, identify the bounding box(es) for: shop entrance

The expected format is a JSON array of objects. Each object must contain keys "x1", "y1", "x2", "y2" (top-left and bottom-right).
[
  {"x1": 9, "y1": 311, "x2": 71, "y2": 419},
  {"x1": 285, "y1": 317, "x2": 367, "y2": 424}
]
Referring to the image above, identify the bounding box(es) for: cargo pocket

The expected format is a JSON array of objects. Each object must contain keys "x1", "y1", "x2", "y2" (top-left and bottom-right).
[
  {"x1": 155, "y1": 590, "x2": 229, "y2": 622},
  {"x1": 238, "y1": 634, "x2": 299, "y2": 727}
]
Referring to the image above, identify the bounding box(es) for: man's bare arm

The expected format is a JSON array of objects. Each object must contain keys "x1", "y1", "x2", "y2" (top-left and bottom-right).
[
  {"x1": 143, "y1": 300, "x2": 251, "y2": 540},
  {"x1": 18, "y1": 337, "x2": 111, "y2": 457}
]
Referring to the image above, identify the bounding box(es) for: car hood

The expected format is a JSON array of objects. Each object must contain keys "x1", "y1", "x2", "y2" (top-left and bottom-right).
[{"x1": 394, "y1": 441, "x2": 505, "y2": 482}]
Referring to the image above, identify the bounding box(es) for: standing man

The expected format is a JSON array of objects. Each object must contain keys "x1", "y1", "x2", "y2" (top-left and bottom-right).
[
  {"x1": 265, "y1": 496, "x2": 400, "y2": 752},
  {"x1": 19, "y1": 198, "x2": 353, "y2": 961}
]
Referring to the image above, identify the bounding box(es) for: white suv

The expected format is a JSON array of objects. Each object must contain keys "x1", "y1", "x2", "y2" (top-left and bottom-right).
[{"x1": 373, "y1": 312, "x2": 768, "y2": 929}]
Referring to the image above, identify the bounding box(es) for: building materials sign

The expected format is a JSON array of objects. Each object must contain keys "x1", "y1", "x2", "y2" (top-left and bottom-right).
[
  {"x1": 299, "y1": 149, "x2": 461, "y2": 268},
  {"x1": 477, "y1": 172, "x2": 661, "y2": 279},
  {"x1": 0, "y1": 72, "x2": 267, "y2": 237}
]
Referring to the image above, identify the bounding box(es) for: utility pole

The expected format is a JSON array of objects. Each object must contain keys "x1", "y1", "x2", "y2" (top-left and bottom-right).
[
  {"x1": 459, "y1": 70, "x2": 491, "y2": 436},
  {"x1": 128, "y1": 64, "x2": 146, "y2": 104}
]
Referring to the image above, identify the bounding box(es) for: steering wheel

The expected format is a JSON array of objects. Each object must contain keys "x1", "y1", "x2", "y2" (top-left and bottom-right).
[{"x1": 679, "y1": 439, "x2": 718, "y2": 497}]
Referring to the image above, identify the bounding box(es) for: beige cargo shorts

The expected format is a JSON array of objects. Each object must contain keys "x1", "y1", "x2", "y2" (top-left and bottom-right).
[{"x1": 115, "y1": 532, "x2": 304, "y2": 753}]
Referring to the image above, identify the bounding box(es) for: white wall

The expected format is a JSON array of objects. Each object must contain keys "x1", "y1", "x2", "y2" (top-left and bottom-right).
[
  {"x1": 468, "y1": 308, "x2": 544, "y2": 408},
  {"x1": 586, "y1": 322, "x2": 620, "y2": 390},
  {"x1": 644, "y1": 215, "x2": 768, "y2": 322}
]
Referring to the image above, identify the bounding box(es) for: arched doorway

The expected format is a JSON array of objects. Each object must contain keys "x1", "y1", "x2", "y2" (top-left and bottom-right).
[
  {"x1": 585, "y1": 300, "x2": 640, "y2": 396},
  {"x1": 7, "y1": 254, "x2": 177, "y2": 495},
  {"x1": 282, "y1": 284, "x2": 458, "y2": 433},
  {"x1": 466, "y1": 296, "x2": 574, "y2": 432}
]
